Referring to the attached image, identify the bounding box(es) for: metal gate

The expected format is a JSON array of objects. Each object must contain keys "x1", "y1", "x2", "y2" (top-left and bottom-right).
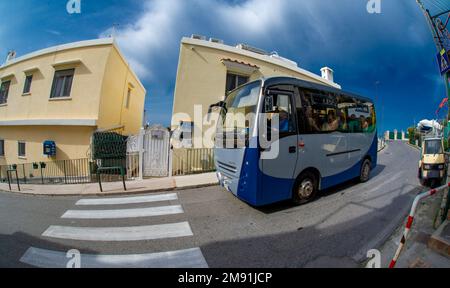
[{"x1": 142, "y1": 126, "x2": 170, "y2": 177}]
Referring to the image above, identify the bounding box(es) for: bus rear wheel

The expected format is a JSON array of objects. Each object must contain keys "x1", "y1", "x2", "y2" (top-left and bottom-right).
[
  {"x1": 292, "y1": 172, "x2": 318, "y2": 205},
  {"x1": 360, "y1": 159, "x2": 371, "y2": 183}
]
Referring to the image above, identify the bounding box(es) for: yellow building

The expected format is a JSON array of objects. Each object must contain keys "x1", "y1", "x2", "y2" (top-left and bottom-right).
[
  {"x1": 172, "y1": 35, "x2": 341, "y2": 139},
  {"x1": 170, "y1": 35, "x2": 341, "y2": 175},
  {"x1": 0, "y1": 38, "x2": 146, "y2": 166}
]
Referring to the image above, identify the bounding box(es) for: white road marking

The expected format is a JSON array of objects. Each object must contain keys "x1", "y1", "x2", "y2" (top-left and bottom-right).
[
  {"x1": 42, "y1": 222, "x2": 193, "y2": 241},
  {"x1": 61, "y1": 205, "x2": 184, "y2": 219},
  {"x1": 20, "y1": 247, "x2": 208, "y2": 268},
  {"x1": 76, "y1": 193, "x2": 178, "y2": 206}
]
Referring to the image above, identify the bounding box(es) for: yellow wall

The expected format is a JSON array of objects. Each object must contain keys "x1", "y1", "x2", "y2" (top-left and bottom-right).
[
  {"x1": 172, "y1": 39, "x2": 335, "y2": 129},
  {"x1": 0, "y1": 126, "x2": 94, "y2": 165},
  {"x1": 98, "y1": 46, "x2": 146, "y2": 135},
  {"x1": 0, "y1": 39, "x2": 147, "y2": 165},
  {"x1": 0, "y1": 45, "x2": 111, "y2": 121}
]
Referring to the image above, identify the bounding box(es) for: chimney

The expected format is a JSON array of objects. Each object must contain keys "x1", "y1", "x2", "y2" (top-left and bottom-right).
[
  {"x1": 6, "y1": 50, "x2": 16, "y2": 63},
  {"x1": 320, "y1": 67, "x2": 334, "y2": 83}
]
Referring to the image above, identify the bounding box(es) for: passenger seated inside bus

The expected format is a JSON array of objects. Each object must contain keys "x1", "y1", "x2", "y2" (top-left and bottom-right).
[
  {"x1": 305, "y1": 106, "x2": 321, "y2": 132},
  {"x1": 364, "y1": 117, "x2": 373, "y2": 132},
  {"x1": 348, "y1": 114, "x2": 362, "y2": 133},
  {"x1": 337, "y1": 110, "x2": 348, "y2": 131},
  {"x1": 360, "y1": 116, "x2": 369, "y2": 131},
  {"x1": 266, "y1": 107, "x2": 293, "y2": 133},
  {"x1": 322, "y1": 110, "x2": 340, "y2": 132},
  {"x1": 279, "y1": 109, "x2": 291, "y2": 132}
]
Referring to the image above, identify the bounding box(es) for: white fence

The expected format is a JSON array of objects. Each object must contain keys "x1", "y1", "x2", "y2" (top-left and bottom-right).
[
  {"x1": 127, "y1": 126, "x2": 170, "y2": 179},
  {"x1": 142, "y1": 127, "x2": 171, "y2": 177},
  {"x1": 127, "y1": 126, "x2": 216, "y2": 179}
]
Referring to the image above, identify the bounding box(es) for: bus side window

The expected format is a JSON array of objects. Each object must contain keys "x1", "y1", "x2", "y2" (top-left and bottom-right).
[
  {"x1": 296, "y1": 87, "x2": 311, "y2": 134},
  {"x1": 340, "y1": 95, "x2": 361, "y2": 133},
  {"x1": 365, "y1": 102, "x2": 376, "y2": 133},
  {"x1": 265, "y1": 91, "x2": 296, "y2": 135},
  {"x1": 297, "y1": 88, "x2": 322, "y2": 134},
  {"x1": 297, "y1": 88, "x2": 339, "y2": 134},
  {"x1": 276, "y1": 94, "x2": 296, "y2": 133}
]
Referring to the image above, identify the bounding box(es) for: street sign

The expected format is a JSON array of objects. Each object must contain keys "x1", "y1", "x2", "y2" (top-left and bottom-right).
[{"x1": 437, "y1": 49, "x2": 450, "y2": 75}]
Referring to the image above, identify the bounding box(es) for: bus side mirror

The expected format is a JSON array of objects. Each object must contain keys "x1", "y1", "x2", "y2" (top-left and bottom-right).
[{"x1": 207, "y1": 101, "x2": 227, "y2": 122}]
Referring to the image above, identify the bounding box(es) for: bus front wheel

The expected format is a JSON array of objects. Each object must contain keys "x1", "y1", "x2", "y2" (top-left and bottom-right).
[{"x1": 292, "y1": 172, "x2": 318, "y2": 205}]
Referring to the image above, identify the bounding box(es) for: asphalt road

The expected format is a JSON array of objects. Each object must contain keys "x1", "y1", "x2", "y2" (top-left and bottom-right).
[{"x1": 0, "y1": 141, "x2": 422, "y2": 268}]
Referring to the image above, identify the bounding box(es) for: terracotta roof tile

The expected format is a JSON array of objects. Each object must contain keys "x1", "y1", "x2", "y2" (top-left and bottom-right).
[{"x1": 221, "y1": 58, "x2": 259, "y2": 69}]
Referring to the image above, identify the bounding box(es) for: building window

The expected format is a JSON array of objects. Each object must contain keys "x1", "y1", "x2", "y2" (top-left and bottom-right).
[
  {"x1": 50, "y1": 69, "x2": 75, "y2": 98},
  {"x1": 23, "y1": 75, "x2": 33, "y2": 94},
  {"x1": 0, "y1": 140, "x2": 4, "y2": 156},
  {"x1": 226, "y1": 73, "x2": 249, "y2": 94},
  {"x1": 0, "y1": 81, "x2": 11, "y2": 104},
  {"x1": 18, "y1": 141, "x2": 26, "y2": 158}
]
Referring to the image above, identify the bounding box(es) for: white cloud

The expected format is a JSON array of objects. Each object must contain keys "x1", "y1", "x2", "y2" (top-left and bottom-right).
[
  {"x1": 100, "y1": 0, "x2": 187, "y2": 79},
  {"x1": 102, "y1": 0, "x2": 295, "y2": 81},
  {"x1": 105, "y1": 0, "x2": 426, "y2": 81},
  {"x1": 217, "y1": 0, "x2": 287, "y2": 36}
]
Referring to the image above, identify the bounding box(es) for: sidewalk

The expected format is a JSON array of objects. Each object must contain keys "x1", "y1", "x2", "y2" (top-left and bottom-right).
[
  {"x1": 0, "y1": 173, "x2": 218, "y2": 196},
  {"x1": 379, "y1": 189, "x2": 450, "y2": 268}
]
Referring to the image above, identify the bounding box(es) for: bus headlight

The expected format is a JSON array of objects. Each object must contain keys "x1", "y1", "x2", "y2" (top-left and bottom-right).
[
  {"x1": 423, "y1": 164, "x2": 432, "y2": 170},
  {"x1": 438, "y1": 164, "x2": 445, "y2": 170}
]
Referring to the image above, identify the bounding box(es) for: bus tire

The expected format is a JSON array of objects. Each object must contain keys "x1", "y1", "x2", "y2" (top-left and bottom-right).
[
  {"x1": 292, "y1": 172, "x2": 318, "y2": 205},
  {"x1": 360, "y1": 159, "x2": 371, "y2": 183}
]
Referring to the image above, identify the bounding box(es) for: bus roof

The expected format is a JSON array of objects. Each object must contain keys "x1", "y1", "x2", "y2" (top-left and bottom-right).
[{"x1": 262, "y1": 76, "x2": 373, "y2": 103}]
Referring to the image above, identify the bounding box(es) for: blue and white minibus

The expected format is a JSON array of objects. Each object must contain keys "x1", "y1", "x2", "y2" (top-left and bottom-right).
[{"x1": 211, "y1": 77, "x2": 377, "y2": 206}]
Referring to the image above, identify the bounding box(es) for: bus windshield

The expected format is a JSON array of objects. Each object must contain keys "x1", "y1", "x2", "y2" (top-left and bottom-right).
[
  {"x1": 221, "y1": 81, "x2": 261, "y2": 132},
  {"x1": 424, "y1": 139, "x2": 443, "y2": 155}
]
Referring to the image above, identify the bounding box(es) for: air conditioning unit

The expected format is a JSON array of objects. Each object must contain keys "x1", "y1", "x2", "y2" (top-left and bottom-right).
[
  {"x1": 6, "y1": 50, "x2": 16, "y2": 62},
  {"x1": 236, "y1": 44, "x2": 268, "y2": 56},
  {"x1": 209, "y1": 38, "x2": 224, "y2": 44},
  {"x1": 191, "y1": 34, "x2": 207, "y2": 41}
]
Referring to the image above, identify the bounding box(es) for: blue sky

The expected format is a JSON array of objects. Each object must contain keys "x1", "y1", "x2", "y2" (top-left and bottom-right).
[{"x1": 0, "y1": 0, "x2": 448, "y2": 132}]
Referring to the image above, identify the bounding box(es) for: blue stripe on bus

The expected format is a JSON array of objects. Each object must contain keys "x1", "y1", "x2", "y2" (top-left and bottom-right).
[
  {"x1": 237, "y1": 148, "x2": 295, "y2": 206},
  {"x1": 237, "y1": 148, "x2": 260, "y2": 205}
]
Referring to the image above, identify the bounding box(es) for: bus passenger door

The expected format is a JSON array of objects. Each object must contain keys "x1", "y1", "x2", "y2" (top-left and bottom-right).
[{"x1": 260, "y1": 91, "x2": 298, "y2": 203}]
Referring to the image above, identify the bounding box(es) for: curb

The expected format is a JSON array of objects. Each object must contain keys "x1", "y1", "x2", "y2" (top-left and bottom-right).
[
  {"x1": 378, "y1": 143, "x2": 387, "y2": 153},
  {"x1": 0, "y1": 181, "x2": 219, "y2": 197}
]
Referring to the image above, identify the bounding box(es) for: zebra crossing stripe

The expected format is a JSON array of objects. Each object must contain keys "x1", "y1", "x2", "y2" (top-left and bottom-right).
[
  {"x1": 76, "y1": 193, "x2": 178, "y2": 206},
  {"x1": 61, "y1": 205, "x2": 184, "y2": 219},
  {"x1": 20, "y1": 247, "x2": 208, "y2": 268},
  {"x1": 42, "y1": 222, "x2": 193, "y2": 241}
]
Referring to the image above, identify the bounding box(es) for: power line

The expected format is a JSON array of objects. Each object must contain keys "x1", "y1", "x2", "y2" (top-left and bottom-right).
[{"x1": 422, "y1": 0, "x2": 450, "y2": 15}]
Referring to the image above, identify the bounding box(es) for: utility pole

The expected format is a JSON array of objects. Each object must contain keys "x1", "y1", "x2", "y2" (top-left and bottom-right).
[
  {"x1": 417, "y1": 0, "x2": 450, "y2": 221},
  {"x1": 416, "y1": 0, "x2": 450, "y2": 122}
]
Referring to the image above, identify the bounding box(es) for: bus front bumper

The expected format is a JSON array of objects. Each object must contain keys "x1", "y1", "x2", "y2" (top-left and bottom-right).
[{"x1": 216, "y1": 172, "x2": 237, "y2": 195}]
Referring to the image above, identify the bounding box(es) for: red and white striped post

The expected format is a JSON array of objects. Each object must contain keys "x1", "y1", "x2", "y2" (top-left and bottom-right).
[{"x1": 389, "y1": 183, "x2": 450, "y2": 268}]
